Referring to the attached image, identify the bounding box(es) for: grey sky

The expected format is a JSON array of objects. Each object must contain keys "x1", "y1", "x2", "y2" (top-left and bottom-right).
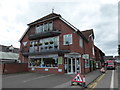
[{"x1": 0, "y1": 0, "x2": 118, "y2": 56}]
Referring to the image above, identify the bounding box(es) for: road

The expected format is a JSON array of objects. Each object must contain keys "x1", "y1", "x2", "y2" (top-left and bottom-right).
[
  {"x1": 2, "y1": 67, "x2": 119, "y2": 89},
  {"x1": 91, "y1": 66, "x2": 119, "y2": 89},
  {"x1": 2, "y1": 72, "x2": 73, "y2": 88}
]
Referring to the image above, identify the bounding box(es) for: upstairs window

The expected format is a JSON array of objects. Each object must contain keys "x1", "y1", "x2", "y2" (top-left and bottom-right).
[
  {"x1": 80, "y1": 37, "x2": 83, "y2": 48},
  {"x1": 35, "y1": 22, "x2": 53, "y2": 33},
  {"x1": 35, "y1": 24, "x2": 43, "y2": 33},
  {"x1": 92, "y1": 47, "x2": 95, "y2": 55},
  {"x1": 48, "y1": 22, "x2": 52, "y2": 31},
  {"x1": 44, "y1": 23, "x2": 48, "y2": 32},
  {"x1": 64, "y1": 34, "x2": 72, "y2": 45}
]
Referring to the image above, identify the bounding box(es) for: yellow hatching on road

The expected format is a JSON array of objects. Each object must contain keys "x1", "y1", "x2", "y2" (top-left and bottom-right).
[{"x1": 87, "y1": 73, "x2": 106, "y2": 89}]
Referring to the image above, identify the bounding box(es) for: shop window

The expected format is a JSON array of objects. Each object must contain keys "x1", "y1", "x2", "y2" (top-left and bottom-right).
[
  {"x1": 85, "y1": 59, "x2": 90, "y2": 68},
  {"x1": 29, "y1": 58, "x2": 58, "y2": 68}
]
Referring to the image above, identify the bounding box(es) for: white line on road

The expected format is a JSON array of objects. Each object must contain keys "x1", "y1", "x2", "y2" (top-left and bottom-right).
[
  {"x1": 2, "y1": 73, "x2": 35, "y2": 79},
  {"x1": 110, "y1": 70, "x2": 114, "y2": 89},
  {"x1": 23, "y1": 74, "x2": 55, "y2": 83}
]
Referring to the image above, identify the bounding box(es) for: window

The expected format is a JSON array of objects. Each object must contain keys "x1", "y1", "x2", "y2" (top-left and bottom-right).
[
  {"x1": 39, "y1": 36, "x2": 59, "y2": 51},
  {"x1": 92, "y1": 47, "x2": 95, "y2": 55},
  {"x1": 29, "y1": 58, "x2": 58, "y2": 68},
  {"x1": 35, "y1": 22, "x2": 52, "y2": 33},
  {"x1": 85, "y1": 59, "x2": 90, "y2": 68},
  {"x1": 30, "y1": 41, "x2": 35, "y2": 53},
  {"x1": 44, "y1": 23, "x2": 48, "y2": 31},
  {"x1": 64, "y1": 34, "x2": 72, "y2": 45},
  {"x1": 48, "y1": 22, "x2": 52, "y2": 31},
  {"x1": 35, "y1": 24, "x2": 43, "y2": 33},
  {"x1": 80, "y1": 37, "x2": 83, "y2": 48}
]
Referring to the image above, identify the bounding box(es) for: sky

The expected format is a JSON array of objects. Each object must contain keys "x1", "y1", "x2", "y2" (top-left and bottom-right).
[{"x1": 0, "y1": 0, "x2": 119, "y2": 56}]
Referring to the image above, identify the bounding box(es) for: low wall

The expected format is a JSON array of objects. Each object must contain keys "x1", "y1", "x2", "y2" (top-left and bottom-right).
[
  {"x1": 1, "y1": 63, "x2": 28, "y2": 74},
  {"x1": 0, "y1": 64, "x2": 3, "y2": 74}
]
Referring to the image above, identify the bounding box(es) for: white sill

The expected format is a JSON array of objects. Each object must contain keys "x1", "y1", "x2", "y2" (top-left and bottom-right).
[{"x1": 28, "y1": 66, "x2": 58, "y2": 68}]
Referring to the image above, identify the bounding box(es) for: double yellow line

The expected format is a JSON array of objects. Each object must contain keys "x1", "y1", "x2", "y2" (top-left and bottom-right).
[{"x1": 87, "y1": 73, "x2": 106, "y2": 89}]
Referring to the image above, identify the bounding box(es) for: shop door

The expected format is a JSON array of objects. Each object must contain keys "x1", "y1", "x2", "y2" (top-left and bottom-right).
[{"x1": 67, "y1": 58, "x2": 80, "y2": 74}]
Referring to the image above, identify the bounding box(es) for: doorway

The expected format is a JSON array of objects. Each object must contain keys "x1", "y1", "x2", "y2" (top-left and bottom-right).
[{"x1": 65, "y1": 58, "x2": 81, "y2": 74}]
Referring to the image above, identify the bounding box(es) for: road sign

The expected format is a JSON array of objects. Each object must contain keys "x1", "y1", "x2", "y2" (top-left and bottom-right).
[{"x1": 71, "y1": 73, "x2": 85, "y2": 83}]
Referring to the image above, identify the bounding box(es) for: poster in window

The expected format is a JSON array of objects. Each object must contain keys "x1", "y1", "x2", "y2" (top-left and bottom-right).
[{"x1": 58, "y1": 57, "x2": 62, "y2": 64}]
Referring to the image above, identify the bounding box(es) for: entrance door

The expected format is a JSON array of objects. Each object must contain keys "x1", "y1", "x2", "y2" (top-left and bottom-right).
[{"x1": 67, "y1": 58, "x2": 80, "y2": 74}]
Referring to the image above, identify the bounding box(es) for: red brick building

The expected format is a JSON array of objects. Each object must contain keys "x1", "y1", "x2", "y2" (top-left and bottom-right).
[
  {"x1": 94, "y1": 45, "x2": 105, "y2": 69},
  {"x1": 19, "y1": 13, "x2": 102, "y2": 74}
]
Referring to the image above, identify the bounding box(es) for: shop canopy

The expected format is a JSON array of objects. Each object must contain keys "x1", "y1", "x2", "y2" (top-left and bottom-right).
[{"x1": 0, "y1": 52, "x2": 19, "y2": 60}]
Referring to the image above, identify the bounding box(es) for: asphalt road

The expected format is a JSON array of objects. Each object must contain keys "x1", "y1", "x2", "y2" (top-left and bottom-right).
[
  {"x1": 2, "y1": 67, "x2": 118, "y2": 89},
  {"x1": 2, "y1": 72, "x2": 73, "y2": 88},
  {"x1": 94, "y1": 67, "x2": 118, "y2": 89}
]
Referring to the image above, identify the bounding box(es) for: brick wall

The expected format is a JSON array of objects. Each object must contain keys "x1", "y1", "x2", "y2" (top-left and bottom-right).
[{"x1": 1, "y1": 63, "x2": 28, "y2": 74}]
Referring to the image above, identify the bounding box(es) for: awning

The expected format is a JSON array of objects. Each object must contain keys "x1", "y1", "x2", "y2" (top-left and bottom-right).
[{"x1": 0, "y1": 52, "x2": 19, "y2": 60}]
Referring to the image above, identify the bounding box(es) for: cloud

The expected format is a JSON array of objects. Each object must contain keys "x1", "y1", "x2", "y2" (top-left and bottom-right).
[{"x1": 0, "y1": 0, "x2": 118, "y2": 56}]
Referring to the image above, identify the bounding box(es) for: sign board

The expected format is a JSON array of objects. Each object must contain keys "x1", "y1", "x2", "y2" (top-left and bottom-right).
[
  {"x1": 31, "y1": 67, "x2": 35, "y2": 71},
  {"x1": 58, "y1": 57, "x2": 62, "y2": 64},
  {"x1": 65, "y1": 53, "x2": 81, "y2": 58},
  {"x1": 58, "y1": 69, "x2": 62, "y2": 72},
  {"x1": 29, "y1": 54, "x2": 58, "y2": 58},
  {"x1": 82, "y1": 54, "x2": 89, "y2": 59},
  {"x1": 45, "y1": 68, "x2": 48, "y2": 71},
  {"x1": 71, "y1": 73, "x2": 85, "y2": 83}
]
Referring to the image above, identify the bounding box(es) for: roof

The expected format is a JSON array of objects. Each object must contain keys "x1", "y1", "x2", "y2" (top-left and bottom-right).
[
  {"x1": 81, "y1": 29, "x2": 94, "y2": 40},
  {"x1": 0, "y1": 45, "x2": 19, "y2": 53},
  {"x1": 94, "y1": 45, "x2": 105, "y2": 55},
  {"x1": 19, "y1": 13, "x2": 88, "y2": 42},
  {"x1": 0, "y1": 52, "x2": 19, "y2": 60},
  {"x1": 28, "y1": 13, "x2": 61, "y2": 26}
]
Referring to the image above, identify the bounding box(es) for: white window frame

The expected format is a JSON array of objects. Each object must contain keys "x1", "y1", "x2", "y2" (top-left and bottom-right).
[{"x1": 63, "y1": 34, "x2": 72, "y2": 45}]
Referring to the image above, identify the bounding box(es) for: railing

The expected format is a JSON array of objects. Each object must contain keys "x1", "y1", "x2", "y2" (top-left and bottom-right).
[
  {"x1": 28, "y1": 29, "x2": 61, "y2": 40},
  {"x1": 21, "y1": 41, "x2": 70, "y2": 56}
]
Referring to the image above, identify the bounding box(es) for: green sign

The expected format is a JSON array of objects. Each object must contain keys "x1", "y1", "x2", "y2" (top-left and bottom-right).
[{"x1": 58, "y1": 57, "x2": 62, "y2": 64}]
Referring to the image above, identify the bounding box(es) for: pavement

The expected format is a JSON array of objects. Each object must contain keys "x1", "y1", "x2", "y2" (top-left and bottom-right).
[
  {"x1": 2, "y1": 69, "x2": 102, "y2": 89},
  {"x1": 54, "y1": 69, "x2": 102, "y2": 88}
]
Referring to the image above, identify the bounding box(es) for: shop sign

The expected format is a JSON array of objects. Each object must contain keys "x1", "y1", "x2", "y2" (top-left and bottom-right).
[
  {"x1": 31, "y1": 67, "x2": 35, "y2": 71},
  {"x1": 58, "y1": 69, "x2": 62, "y2": 72},
  {"x1": 29, "y1": 54, "x2": 58, "y2": 58},
  {"x1": 45, "y1": 68, "x2": 48, "y2": 71},
  {"x1": 58, "y1": 57, "x2": 62, "y2": 64},
  {"x1": 82, "y1": 54, "x2": 89, "y2": 59},
  {"x1": 65, "y1": 53, "x2": 81, "y2": 58}
]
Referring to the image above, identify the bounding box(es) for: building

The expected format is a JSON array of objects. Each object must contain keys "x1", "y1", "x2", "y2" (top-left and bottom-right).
[
  {"x1": 81, "y1": 29, "x2": 95, "y2": 72},
  {"x1": 19, "y1": 13, "x2": 99, "y2": 74},
  {"x1": 94, "y1": 45, "x2": 105, "y2": 69},
  {"x1": 104, "y1": 56, "x2": 114, "y2": 61},
  {"x1": 0, "y1": 45, "x2": 19, "y2": 63}
]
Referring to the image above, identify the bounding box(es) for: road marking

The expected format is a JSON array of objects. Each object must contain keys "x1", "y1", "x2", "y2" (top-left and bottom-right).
[
  {"x1": 2, "y1": 73, "x2": 35, "y2": 79},
  {"x1": 110, "y1": 70, "x2": 114, "y2": 89},
  {"x1": 23, "y1": 74, "x2": 54, "y2": 83},
  {"x1": 88, "y1": 73, "x2": 105, "y2": 89}
]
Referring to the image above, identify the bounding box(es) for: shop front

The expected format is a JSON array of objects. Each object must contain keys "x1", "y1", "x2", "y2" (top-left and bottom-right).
[
  {"x1": 28, "y1": 53, "x2": 82, "y2": 74},
  {"x1": 28, "y1": 54, "x2": 64, "y2": 74},
  {"x1": 64, "y1": 53, "x2": 81, "y2": 74}
]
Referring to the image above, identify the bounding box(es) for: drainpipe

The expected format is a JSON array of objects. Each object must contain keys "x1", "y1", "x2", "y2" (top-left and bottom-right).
[{"x1": 83, "y1": 41, "x2": 85, "y2": 74}]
